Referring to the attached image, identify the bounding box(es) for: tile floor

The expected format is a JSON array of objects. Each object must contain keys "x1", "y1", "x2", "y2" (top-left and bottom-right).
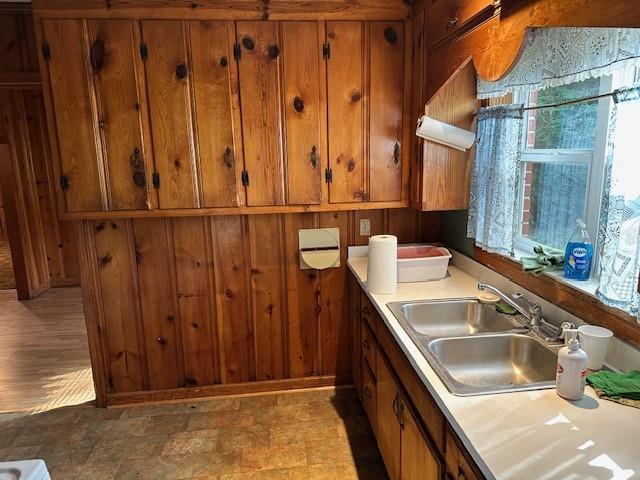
[{"x1": 0, "y1": 387, "x2": 389, "y2": 479}]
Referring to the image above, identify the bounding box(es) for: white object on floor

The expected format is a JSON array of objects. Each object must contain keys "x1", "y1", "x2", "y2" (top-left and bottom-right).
[
  {"x1": 578, "y1": 324, "x2": 613, "y2": 370},
  {"x1": 397, "y1": 245, "x2": 452, "y2": 282},
  {"x1": 0, "y1": 460, "x2": 50, "y2": 480},
  {"x1": 367, "y1": 235, "x2": 397, "y2": 294}
]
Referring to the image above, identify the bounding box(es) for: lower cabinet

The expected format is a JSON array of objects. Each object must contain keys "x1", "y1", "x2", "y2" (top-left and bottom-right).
[
  {"x1": 353, "y1": 277, "x2": 484, "y2": 480},
  {"x1": 376, "y1": 348, "x2": 440, "y2": 480}
]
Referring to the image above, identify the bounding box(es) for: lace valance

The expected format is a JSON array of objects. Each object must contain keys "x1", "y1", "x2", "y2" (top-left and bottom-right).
[{"x1": 477, "y1": 27, "x2": 640, "y2": 99}]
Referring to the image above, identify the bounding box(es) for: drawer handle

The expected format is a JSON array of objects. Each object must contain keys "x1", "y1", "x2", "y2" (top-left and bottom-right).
[
  {"x1": 397, "y1": 399, "x2": 405, "y2": 430},
  {"x1": 393, "y1": 142, "x2": 400, "y2": 165},
  {"x1": 362, "y1": 339, "x2": 370, "y2": 350},
  {"x1": 364, "y1": 386, "x2": 372, "y2": 398},
  {"x1": 392, "y1": 393, "x2": 399, "y2": 416}
]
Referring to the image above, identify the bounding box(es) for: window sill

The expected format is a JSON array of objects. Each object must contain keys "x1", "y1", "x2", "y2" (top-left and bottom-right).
[
  {"x1": 511, "y1": 247, "x2": 599, "y2": 297},
  {"x1": 472, "y1": 246, "x2": 640, "y2": 348}
]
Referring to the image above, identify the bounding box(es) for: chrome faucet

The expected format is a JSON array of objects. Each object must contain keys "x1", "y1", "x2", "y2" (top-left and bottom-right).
[
  {"x1": 477, "y1": 283, "x2": 542, "y2": 327},
  {"x1": 477, "y1": 283, "x2": 565, "y2": 342}
]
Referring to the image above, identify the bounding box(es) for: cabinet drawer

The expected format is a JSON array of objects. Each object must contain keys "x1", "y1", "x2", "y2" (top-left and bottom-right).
[
  {"x1": 425, "y1": 0, "x2": 495, "y2": 48},
  {"x1": 361, "y1": 320, "x2": 377, "y2": 378},
  {"x1": 445, "y1": 427, "x2": 481, "y2": 480},
  {"x1": 362, "y1": 361, "x2": 378, "y2": 437},
  {"x1": 361, "y1": 291, "x2": 378, "y2": 335}
]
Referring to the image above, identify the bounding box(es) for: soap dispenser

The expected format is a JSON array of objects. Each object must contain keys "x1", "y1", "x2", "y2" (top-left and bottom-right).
[{"x1": 556, "y1": 329, "x2": 588, "y2": 400}]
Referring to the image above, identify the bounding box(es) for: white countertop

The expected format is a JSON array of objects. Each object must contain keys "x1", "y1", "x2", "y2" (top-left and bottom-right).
[{"x1": 348, "y1": 257, "x2": 640, "y2": 480}]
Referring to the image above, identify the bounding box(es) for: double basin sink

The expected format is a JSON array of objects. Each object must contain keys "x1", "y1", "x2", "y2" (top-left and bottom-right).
[{"x1": 387, "y1": 299, "x2": 559, "y2": 396}]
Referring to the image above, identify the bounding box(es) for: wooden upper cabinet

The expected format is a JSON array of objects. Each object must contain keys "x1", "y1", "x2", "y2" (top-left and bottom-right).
[
  {"x1": 369, "y1": 21, "x2": 404, "y2": 202},
  {"x1": 41, "y1": 19, "x2": 105, "y2": 212},
  {"x1": 281, "y1": 21, "x2": 325, "y2": 205},
  {"x1": 236, "y1": 21, "x2": 285, "y2": 207},
  {"x1": 326, "y1": 21, "x2": 365, "y2": 203},
  {"x1": 87, "y1": 19, "x2": 155, "y2": 211},
  {"x1": 425, "y1": 0, "x2": 496, "y2": 48},
  {"x1": 141, "y1": 20, "x2": 199, "y2": 209},
  {"x1": 189, "y1": 21, "x2": 245, "y2": 208}
]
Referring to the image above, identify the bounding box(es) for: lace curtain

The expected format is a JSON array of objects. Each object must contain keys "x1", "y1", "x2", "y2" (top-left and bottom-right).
[
  {"x1": 478, "y1": 28, "x2": 640, "y2": 99},
  {"x1": 467, "y1": 105, "x2": 524, "y2": 255},
  {"x1": 596, "y1": 86, "x2": 640, "y2": 316}
]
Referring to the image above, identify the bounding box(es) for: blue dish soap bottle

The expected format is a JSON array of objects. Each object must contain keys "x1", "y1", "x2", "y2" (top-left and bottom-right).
[{"x1": 564, "y1": 219, "x2": 593, "y2": 281}]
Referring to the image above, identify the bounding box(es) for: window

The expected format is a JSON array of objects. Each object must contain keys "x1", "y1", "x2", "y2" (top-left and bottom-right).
[{"x1": 515, "y1": 77, "x2": 611, "y2": 263}]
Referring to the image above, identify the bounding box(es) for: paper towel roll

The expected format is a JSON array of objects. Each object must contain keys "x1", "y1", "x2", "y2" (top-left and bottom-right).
[
  {"x1": 416, "y1": 115, "x2": 475, "y2": 151},
  {"x1": 367, "y1": 235, "x2": 397, "y2": 294}
]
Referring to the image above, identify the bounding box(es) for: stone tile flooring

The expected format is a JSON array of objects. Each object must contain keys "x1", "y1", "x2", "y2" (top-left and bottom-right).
[{"x1": 0, "y1": 387, "x2": 389, "y2": 479}]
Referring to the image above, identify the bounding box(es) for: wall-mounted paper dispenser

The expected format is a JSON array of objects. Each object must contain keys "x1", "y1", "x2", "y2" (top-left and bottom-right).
[
  {"x1": 416, "y1": 115, "x2": 475, "y2": 151},
  {"x1": 298, "y1": 228, "x2": 340, "y2": 270}
]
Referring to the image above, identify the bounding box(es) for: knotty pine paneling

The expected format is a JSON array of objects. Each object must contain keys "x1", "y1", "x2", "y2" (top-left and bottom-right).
[{"x1": 77, "y1": 208, "x2": 430, "y2": 405}]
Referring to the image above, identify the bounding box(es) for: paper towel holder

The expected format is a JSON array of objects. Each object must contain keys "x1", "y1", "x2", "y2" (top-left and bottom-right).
[
  {"x1": 415, "y1": 115, "x2": 475, "y2": 151},
  {"x1": 298, "y1": 228, "x2": 340, "y2": 270}
]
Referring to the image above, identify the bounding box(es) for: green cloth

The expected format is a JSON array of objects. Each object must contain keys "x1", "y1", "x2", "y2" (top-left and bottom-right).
[
  {"x1": 587, "y1": 370, "x2": 640, "y2": 408},
  {"x1": 521, "y1": 244, "x2": 565, "y2": 277},
  {"x1": 495, "y1": 302, "x2": 518, "y2": 315}
]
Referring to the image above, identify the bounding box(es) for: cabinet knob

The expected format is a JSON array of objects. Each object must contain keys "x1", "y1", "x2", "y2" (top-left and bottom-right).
[
  {"x1": 393, "y1": 142, "x2": 400, "y2": 165},
  {"x1": 268, "y1": 45, "x2": 280, "y2": 60},
  {"x1": 223, "y1": 147, "x2": 234, "y2": 169},
  {"x1": 90, "y1": 38, "x2": 105, "y2": 71},
  {"x1": 176, "y1": 63, "x2": 188, "y2": 80},
  {"x1": 310, "y1": 145, "x2": 318, "y2": 168}
]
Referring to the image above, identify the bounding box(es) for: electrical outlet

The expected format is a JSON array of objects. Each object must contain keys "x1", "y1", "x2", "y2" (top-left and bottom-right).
[{"x1": 359, "y1": 218, "x2": 371, "y2": 236}]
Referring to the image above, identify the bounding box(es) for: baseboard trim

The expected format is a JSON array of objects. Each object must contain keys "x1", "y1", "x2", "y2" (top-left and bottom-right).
[{"x1": 105, "y1": 375, "x2": 353, "y2": 407}]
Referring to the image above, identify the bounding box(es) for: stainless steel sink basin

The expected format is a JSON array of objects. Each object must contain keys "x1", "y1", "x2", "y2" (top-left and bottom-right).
[
  {"x1": 426, "y1": 334, "x2": 558, "y2": 396},
  {"x1": 387, "y1": 298, "x2": 526, "y2": 338}
]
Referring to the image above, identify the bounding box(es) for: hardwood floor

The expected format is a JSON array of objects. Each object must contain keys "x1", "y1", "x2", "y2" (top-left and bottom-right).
[
  {"x1": 0, "y1": 287, "x2": 95, "y2": 413},
  {"x1": 0, "y1": 240, "x2": 15, "y2": 290},
  {"x1": 0, "y1": 387, "x2": 388, "y2": 479}
]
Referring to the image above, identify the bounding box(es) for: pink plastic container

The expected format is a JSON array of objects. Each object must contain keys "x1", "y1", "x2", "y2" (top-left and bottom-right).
[{"x1": 397, "y1": 245, "x2": 451, "y2": 282}]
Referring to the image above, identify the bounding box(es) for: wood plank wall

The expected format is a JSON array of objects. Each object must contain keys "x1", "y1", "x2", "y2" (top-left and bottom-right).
[{"x1": 77, "y1": 208, "x2": 440, "y2": 405}]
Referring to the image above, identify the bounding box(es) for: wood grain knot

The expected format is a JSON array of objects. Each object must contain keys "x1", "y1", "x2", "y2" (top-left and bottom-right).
[
  {"x1": 190, "y1": 2, "x2": 199, "y2": 8},
  {"x1": 293, "y1": 96, "x2": 304, "y2": 113},
  {"x1": 242, "y1": 37, "x2": 255, "y2": 51},
  {"x1": 192, "y1": 322, "x2": 199, "y2": 329},
  {"x1": 176, "y1": 63, "x2": 188, "y2": 80},
  {"x1": 167, "y1": 316, "x2": 175, "y2": 322},
  {"x1": 347, "y1": 158, "x2": 356, "y2": 172},
  {"x1": 174, "y1": 159, "x2": 181, "y2": 168},
  {"x1": 220, "y1": 56, "x2": 228, "y2": 67},
  {"x1": 156, "y1": 337, "x2": 166, "y2": 346},
  {"x1": 95, "y1": 222, "x2": 106, "y2": 232},
  {"x1": 265, "y1": 304, "x2": 274, "y2": 314},
  {"x1": 111, "y1": 222, "x2": 118, "y2": 229},
  {"x1": 225, "y1": 288, "x2": 234, "y2": 299},
  {"x1": 99, "y1": 254, "x2": 112, "y2": 266},
  {"x1": 384, "y1": 27, "x2": 398, "y2": 44},
  {"x1": 351, "y1": 92, "x2": 362, "y2": 102},
  {"x1": 185, "y1": 377, "x2": 198, "y2": 387},
  {"x1": 268, "y1": 45, "x2": 280, "y2": 59}
]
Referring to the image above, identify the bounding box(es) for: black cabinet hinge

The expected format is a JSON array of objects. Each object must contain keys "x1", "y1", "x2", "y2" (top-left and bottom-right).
[
  {"x1": 233, "y1": 43, "x2": 241, "y2": 61},
  {"x1": 152, "y1": 171, "x2": 160, "y2": 189},
  {"x1": 59, "y1": 174, "x2": 69, "y2": 191},
  {"x1": 325, "y1": 168, "x2": 332, "y2": 184},
  {"x1": 140, "y1": 42, "x2": 148, "y2": 61},
  {"x1": 322, "y1": 43, "x2": 330, "y2": 60},
  {"x1": 42, "y1": 42, "x2": 51, "y2": 61},
  {"x1": 241, "y1": 170, "x2": 249, "y2": 187}
]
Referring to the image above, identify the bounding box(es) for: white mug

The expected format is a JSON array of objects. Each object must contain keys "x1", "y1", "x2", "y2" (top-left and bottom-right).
[{"x1": 578, "y1": 325, "x2": 613, "y2": 370}]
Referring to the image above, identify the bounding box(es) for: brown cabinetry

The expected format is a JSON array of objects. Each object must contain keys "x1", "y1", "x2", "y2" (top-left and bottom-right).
[{"x1": 38, "y1": 17, "x2": 411, "y2": 216}]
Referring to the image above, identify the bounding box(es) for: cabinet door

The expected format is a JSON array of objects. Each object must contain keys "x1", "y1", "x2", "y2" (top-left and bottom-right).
[
  {"x1": 88, "y1": 19, "x2": 155, "y2": 211},
  {"x1": 42, "y1": 19, "x2": 105, "y2": 212},
  {"x1": 281, "y1": 21, "x2": 324, "y2": 205},
  {"x1": 326, "y1": 21, "x2": 365, "y2": 203},
  {"x1": 400, "y1": 400, "x2": 441, "y2": 480},
  {"x1": 236, "y1": 21, "x2": 284, "y2": 206},
  {"x1": 369, "y1": 22, "x2": 404, "y2": 202},
  {"x1": 189, "y1": 21, "x2": 245, "y2": 208},
  {"x1": 142, "y1": 20, "x2": 199, "y2": 209},
  {"x1": 376, "y1": 349, "x2": 401, "y2": 480}
]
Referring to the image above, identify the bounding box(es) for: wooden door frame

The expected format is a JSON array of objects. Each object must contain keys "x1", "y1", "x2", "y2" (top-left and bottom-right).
[{"x1": 0, "y1": 143, "x2": 49, "y2": 299}]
